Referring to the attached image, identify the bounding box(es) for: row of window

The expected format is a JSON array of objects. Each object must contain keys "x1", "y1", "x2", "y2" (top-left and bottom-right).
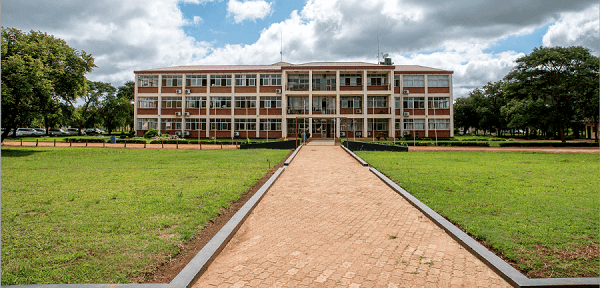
[
  {"x1": 138, "y1": 96, "x2": 283, "y2": 109},
  {"x1": 140, "y1": 96, "x2": 450, "y2": 109},
  {"x1": 137, "y1": 118, "x2": 282, "y2": 131},
  {"x1": 138, "y1": 118, "x2": 451, "y2": 131},
  {"x1": 139, "y1": 74, "x2": 450, "y2": 88},
  {"x1": 139, "y1": 74, "x2": 282, "y2": 87}
]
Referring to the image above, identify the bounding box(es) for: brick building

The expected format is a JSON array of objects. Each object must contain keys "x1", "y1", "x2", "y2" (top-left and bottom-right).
[{"x1": 134, "y1": 62, "x2": 454, "y2": 139}]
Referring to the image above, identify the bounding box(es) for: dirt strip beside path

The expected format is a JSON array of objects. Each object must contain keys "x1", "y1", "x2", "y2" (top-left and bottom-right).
[{"x1": 191, "y1": 145, "x2": 512, "y2": 287}]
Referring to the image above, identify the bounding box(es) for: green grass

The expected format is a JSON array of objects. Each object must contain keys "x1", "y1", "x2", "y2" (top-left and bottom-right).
[
  {"x1": 1, "y1": 147, "x2": 289, "y2": 284},
  {"x1": 356, "y1": 151, "x2": 599, "y2": 278}
]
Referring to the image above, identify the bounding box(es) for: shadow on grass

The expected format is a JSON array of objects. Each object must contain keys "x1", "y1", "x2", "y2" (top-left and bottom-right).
[{"x1": 1, "y1": 149, "x2": 47, "y2": 158}]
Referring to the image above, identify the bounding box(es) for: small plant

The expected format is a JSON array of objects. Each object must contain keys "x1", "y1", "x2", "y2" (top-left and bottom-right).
[
  {"x1": 425, "y1": 261, "x2": 434, "y2": 267},
  {"x1": 388, "y1": 234, "x2": 397, "y2": 239}
]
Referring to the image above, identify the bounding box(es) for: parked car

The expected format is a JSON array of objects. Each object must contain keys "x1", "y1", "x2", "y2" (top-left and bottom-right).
[
  {"x1": 0, "y1": 128, "x2": 13, "y2": 136},
  {"x1": 66, "y1": 128, "x2": 85, "y2": 136},
  {"x1": 16, "y1": 128, "x2": 36, "y2": 136},
  {"x1": 33, "y1": 128, "x2": 46, "y2": 136},
  {"x1": 48, "y1": 128, "x2": 67, "y2": 136},
  {"x1": 85, "y1": 128, "x2": 104, "y2": 135}
]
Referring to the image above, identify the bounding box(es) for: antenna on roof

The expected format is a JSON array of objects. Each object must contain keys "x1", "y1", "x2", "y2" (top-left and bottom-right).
[
  {"x1": 280, "y1": 28, "x2": 283, "y2": 62},
  {"x1": 377, "y1": 33, "x2": 380, "y2": 65}
]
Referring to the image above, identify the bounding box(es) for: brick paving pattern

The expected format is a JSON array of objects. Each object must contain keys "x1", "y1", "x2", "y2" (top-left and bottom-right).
[{"x1": 196, "y1": 145, "x2": 513, "y2": 287}]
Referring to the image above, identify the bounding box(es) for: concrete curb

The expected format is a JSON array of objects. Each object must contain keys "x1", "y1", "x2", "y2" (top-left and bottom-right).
[
  {"x1": 341, "y1": 147, "x2": 600, "y2": 288},
  {"x1": 340, "y1": 145, "x2": 369, "y2": 167},
  {"x1": 2, "y1": 147, "x2": 301, "y2": 288},
  {"x1": 284, "y1": 144, "x2": 302, "y2": 166}
]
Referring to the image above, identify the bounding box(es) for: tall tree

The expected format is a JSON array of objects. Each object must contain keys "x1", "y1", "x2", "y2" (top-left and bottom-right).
[
  {"x1": 67, "y1": 80, "x2": 115, "y2": 134},
  {"x1": 1, "y1": 28, "x2": 95, "y2": 142},
  {"x1": 116, "y1": 81, "x2": 135, "y2": 130},
  {"x1": 506, "y1": 46, "x2": 599, "y2": 142}
]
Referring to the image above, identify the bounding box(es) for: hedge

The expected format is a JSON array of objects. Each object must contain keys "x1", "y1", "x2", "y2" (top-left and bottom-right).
[
  {"x1": 115, "y1": 139, "x2": 147, "y2": 144},
  {"x1": 63, "y1": 138, "x2": 106, "y2": 143},
  {"x1": 498, "y1": 142, "x2": 598, "y2": 147}
]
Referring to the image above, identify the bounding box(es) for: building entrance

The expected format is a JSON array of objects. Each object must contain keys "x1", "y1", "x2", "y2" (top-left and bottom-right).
[{"x1": 312, "y1": 118, "x2": 336, "y2": 138}]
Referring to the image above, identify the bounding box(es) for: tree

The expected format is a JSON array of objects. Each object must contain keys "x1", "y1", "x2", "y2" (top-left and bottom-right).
[
  {"x1": 506, "y1": 46, "x2": 599, "y2": 142},
  {"x1": 453, "y1": 92, "x2": 478, "y2": 133},
  {"x1": 98, "y1": 83, "x2": 133, "y2": 134},
  {"x1": 1, "y1": 28, "x2": 95, "y2": 142},
  {"x1": 64, "y1": 80, "x2": 114, "y2": 135},
  {"x1": 116, "y1": 81, "x2": 135, "y2": 130}
]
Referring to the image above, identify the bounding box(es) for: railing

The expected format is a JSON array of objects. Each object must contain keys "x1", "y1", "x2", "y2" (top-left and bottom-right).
[
  {"x1": 287, "y1": 107, "x2": 310, "y2": 114},
  {"x1": 312, "y1": 107, "x2": 336, "y2": 115},
  {"x1": 366, "y1": 83, "x2": 391, "y2": 91},
  {"x1": 366, "y1": 107, "x2": 391, "y2": 114},
  {"x1": 312, "y1": 83, "x2": 336, "y2": 91},
  {"x1": 286, "y1": 83, "x2": 309, "y2": 91}
]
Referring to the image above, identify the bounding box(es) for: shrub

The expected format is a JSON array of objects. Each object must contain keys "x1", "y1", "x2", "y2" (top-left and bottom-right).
[
  {"x1": 144, "y1": 129, "x2": 158, "y2": 139},
  {"x1": 115, "y1": 139, "x2": 147, "y2": 144},
  {"x1": 63, "y1": 138, "x2": 106, "y2": 143}
]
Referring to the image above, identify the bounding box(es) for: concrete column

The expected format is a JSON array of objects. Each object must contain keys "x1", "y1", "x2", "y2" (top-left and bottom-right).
[
  {"x1": 231, "y1": 73, "x2": 235, "y2": 138},
  {"x1": 281, "y1": 71, "x2": 287, "y2": 138},
  {"x1": 449, "y1": 74, "x2": 454, "y2": 137},
  {"x1": 182, "y1": 74, "x2": 186, "y2": 136},
  {"x1": 157, "y1": 74, "x2": 162, "y2": 135},
  {"x1": 362, "y1": 70, "x2": 368, "y2": 138},
  {"x1": 206, "y1": 73, "x2": 211, "y2": 138},
  {"x1": 424, "y1": 74, "x2": 429, "y2": 138},
  {"x1": 308, "y1": 70, "x2": 313, "y2": 117},
  {"x1": 336, "y1": 70, "x2": 341, "y2": 138},
  {"x1": 134, "y1": 74, "x2": 139, "y2": 135}
]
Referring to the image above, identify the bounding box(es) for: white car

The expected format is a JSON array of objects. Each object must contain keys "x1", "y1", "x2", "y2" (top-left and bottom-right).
[
  {"x1": 66, "y1": 128, "x2": 85, "y2": 136},
  {"x1": 48, "y1": 128, "x2": 67, "y2": 136},
  {"x1": 32, "y1": 128, "x2": 45, "y2": 136},
  {"x1": 16, "y1": 128, "x2": 36, "y2": 136}
]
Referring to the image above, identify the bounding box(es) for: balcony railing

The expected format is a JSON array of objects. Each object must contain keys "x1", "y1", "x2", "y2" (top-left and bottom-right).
[
  {"x1": 286, "y1": 83, "x2": 309, "y2": 91},
  {"x1": 287, "y1": 107, "x2": 310, "y2": 114},
  {"x1": 312, "y1": 107, "x2": 336, "y2": 115},
  {"x1": 312, "y1": 83, "x2": 336, "y2": 91},
  {"x1": 367, "y1": 83, "x2": 391, "y2": 91}
]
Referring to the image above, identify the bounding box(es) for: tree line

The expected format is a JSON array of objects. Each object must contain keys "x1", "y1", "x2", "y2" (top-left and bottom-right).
[
  {"x1": 1, "y1": 27, "x2": 134, "y2": 142},
  {"x1": 454, "y1": 46, "x2": 599, "y2": 142}
]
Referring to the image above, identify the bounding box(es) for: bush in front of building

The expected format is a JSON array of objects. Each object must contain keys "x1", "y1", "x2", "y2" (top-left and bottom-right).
[
  {"x1": 63, "y1": 138, "x2": 107, "y2": 143},
  {"x1": 498, "y1": 142, "x2": 596, "y2": 147},
  {"x1": 144, "y1": 129, "x2": 159, "y2": 138}
]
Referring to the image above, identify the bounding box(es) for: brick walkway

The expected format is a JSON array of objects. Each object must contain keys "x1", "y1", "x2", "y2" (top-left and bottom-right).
[{"x1": 192, "y1": 145, "x2": 512, "y2": 287}]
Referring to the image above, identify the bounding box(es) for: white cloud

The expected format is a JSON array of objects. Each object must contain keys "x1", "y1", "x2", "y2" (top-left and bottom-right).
[
  {"x1": 227, "y1": 0, "x2": 273, "y2": 24},
  {"x1": 543, "y1": 5, "x2": 599, "y2": 51},
  {"x1": 193, "y1": 16, "x2": 203, "y2": 25}
]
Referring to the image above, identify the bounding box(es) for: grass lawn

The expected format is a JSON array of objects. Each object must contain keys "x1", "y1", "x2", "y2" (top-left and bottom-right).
[
  {"x1": 1, "y1": 147, "x2": 289, "y2": 284},
  {"x1": 356, "y1": 151, "x2": 599, "y2": 278}
]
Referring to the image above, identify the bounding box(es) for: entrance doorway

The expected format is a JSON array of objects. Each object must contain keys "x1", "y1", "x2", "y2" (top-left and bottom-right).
[{"x1": 312, "y1": 118, "x2": 336, "y2": 138}]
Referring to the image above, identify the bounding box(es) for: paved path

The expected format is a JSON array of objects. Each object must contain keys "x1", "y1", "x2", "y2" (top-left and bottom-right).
[{"x1": 192, "y1": 145, "x2": 512, "y2": 287}]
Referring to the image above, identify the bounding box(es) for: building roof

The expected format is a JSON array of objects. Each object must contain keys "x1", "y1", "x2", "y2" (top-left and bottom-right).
[
  {"x1": 394, "y1": 65, "x2": 453, "y2": 74},
  {"x1": 135, "y1": 62, "x2": 452, "y2": 74}
]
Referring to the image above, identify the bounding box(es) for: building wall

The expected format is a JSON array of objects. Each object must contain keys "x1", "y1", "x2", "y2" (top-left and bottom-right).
[{"x1": 134, "y1": 65, "x2": 454, "y2": 139}]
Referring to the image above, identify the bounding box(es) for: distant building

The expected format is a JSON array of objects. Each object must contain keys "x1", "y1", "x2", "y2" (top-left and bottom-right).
[{"x1": 133, "y1": 62, "x2": 454, "y2": 139}]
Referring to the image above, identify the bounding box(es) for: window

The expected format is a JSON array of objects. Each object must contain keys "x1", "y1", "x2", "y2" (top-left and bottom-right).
[
  {"x1": 287, "y1": 118, "x2": 308, "y2": 133},
  {"x1": 340, "y1": 118, "x2": 363, "y2": 132},
  {"x1": 185, "y1": 96, "x2": 206, "y2": 109},
  {"x1": 235, "y1": 75, "x2": 256, "y2": 86},
  {"x1": 340, "y1": 73, "x2": 362, "y2": 86},
  {"x1": 210, "y1": 119, "x2": 231, "y2": 130},
  {"x1": 287, "y1": 96, "x2": 309, "y2": 112},
  {"x1": 287, "y1": 74, "x2": 309, "y2": 90},
  {"x1": 186, "y1": 75, "x2": 207, "y2": 87},
  {"x1": 394, "y1": 75, "x2": 400, "y2": 87},
  {"x1": 428, "y1": 97, "x2": 450, "y2": 109},
  {"x1": 367, "y1": 74, "x2": 387, "y2": 86},
  {"x1": 260, "y1": 74, "x2": 282, "y2": 86},
  {"x1": 312, "y1": 96, "x2": 336, "y2": 114},
  {"x1": 138, "y1": 97, "x2": 158, "y2": 108},
  {"x1": 395, "y1": 119, "x2": 401, "y2": 131},
  {"x1": 209, "y1": 96, "x2": 231, "y2": 108},
  {"x1": 312, "y1": 74, "x2": 336, "y2": 91},
  {"x1": 162, "y1": 75, "x2": 182, "y2": 87},
  {"x1": 367, "y1": 96, "x2": 388, "y2": 108},
  {"x1": 137, "y1": 118, "x2": 157, "y2": 130},
  {"x1": 210, "y1": 75, "x2": 232, "y2": 87},
  {"x1": 138, "y1": 75, "x2": 158, "y2": 87},
  {"x1": 403, "y1": 75, "x2": 424, "y2": 87},
  {"x1": 185, "y1": 118, "x2": 206, "y2": 130},
  {"x1": 395, "y1": 97, "x2": 401, "y2": 109},
  {"x1": 161, "y1": 97, "x2": 182, "y2": 109},
  {"x1": 404, "y1": 119, "x2": 425, "y2": 130},
  {"x1": 368, "y1": 119, "x2": 388, "y2": 131},
  {"x1": 341, "y1": 96, "x2": 362, "y2": 108},
  {"x1": 161, "y1": 118, "x2": 182, "y2": 130},
  {"x1": 235, "y1": 119, "x2": 256, "y2": 131},
  {"x1": 260, "y1": 96, "x2": 282, "y2": 108},
  {"x1": 429, "y1": 119, "x2": 451, "y2": 130},
  {"x1": 260, "y1": 119, "x2": 282, "y2": 131},
  {"x1": 403, "y1": 97, "x2": 425, "y2": 109},
  {"x1": 428, "y1": 75, "x2": 449, "y2": 87},
  {"x1": 235, "y1": 96, "x2": 256, "y2": 108}
]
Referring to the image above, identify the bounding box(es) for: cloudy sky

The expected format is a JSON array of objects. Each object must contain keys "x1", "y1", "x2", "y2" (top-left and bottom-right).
[{"x1": 2, "y1": 0, "x2": 598, "y2": 98}]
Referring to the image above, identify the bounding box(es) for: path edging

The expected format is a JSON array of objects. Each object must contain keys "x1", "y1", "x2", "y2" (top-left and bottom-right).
[{"x1": 342, "y1": 146, "x2": 600, "y2": 288}]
